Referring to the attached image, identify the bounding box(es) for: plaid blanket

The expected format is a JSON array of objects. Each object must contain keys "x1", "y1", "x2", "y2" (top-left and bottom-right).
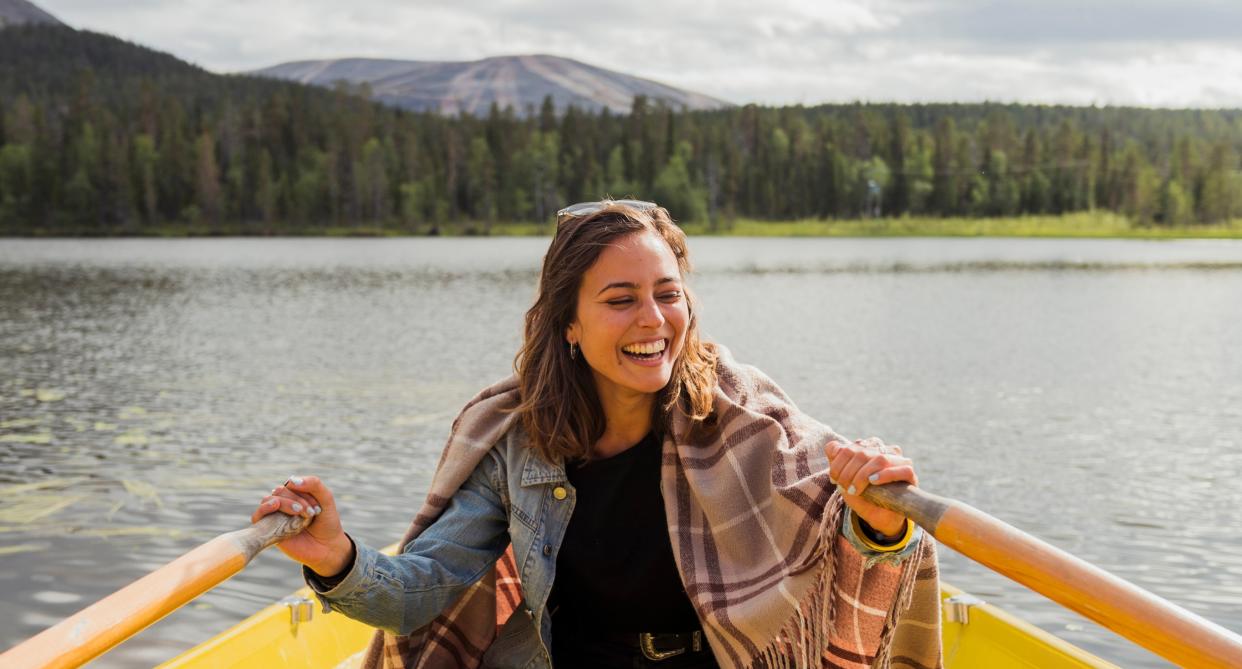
[{"x1": 362, "y1": 346, "x2": 941, "y2": 669}]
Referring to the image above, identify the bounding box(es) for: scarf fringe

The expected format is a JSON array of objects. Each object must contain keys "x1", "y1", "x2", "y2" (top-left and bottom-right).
[
  {"x1": 871, "y1": 538, "x2": 926, "y2": 669},
  {"x1": 745, "y1": 493, "x2": 923, "y2": 669},
  {"x1": 742, "y1": 493, "x2": 841, "y2": 669}
]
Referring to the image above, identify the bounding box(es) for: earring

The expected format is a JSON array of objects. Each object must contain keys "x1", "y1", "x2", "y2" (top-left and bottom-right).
[{"x1": 569, "y1": 342, "x2": 578, "y2": 360}]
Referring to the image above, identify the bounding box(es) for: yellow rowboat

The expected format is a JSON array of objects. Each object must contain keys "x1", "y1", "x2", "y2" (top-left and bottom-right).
[
  {"x1": 4, "y1": 484, "x2": 1241, "y2": 668},
  {"x1": 156, "y1": 550, "x2": 1116, "y2": 669}
]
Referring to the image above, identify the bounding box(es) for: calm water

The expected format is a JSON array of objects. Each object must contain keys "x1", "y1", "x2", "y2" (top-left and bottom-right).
[{"x1": 1, "y1": 237, "x2": 1241, "y2": 668}]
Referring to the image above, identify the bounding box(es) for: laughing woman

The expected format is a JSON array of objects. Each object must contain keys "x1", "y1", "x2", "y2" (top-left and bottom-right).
[{"x1": 252, "y1": 201, "x2": 942, "y2": 669}]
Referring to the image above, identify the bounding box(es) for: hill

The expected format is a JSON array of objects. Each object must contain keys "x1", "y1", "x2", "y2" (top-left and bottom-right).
[
  {"x1": 0, "y1": 24, "x2": 415, "y2": 234},
  {"x1": 250, "y1": 54, "x2": 731, "y2": 117},
  {"x1": 0, "y1": 0, "x2": 60, "y2": 27}
]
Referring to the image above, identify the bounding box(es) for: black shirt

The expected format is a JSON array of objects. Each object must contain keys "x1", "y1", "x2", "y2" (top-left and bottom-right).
[{"x1": 548, "y1": 431, "x2": 701, "y2": 633}]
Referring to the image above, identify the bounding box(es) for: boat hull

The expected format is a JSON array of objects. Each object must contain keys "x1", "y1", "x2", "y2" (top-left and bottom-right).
[{"x1": 160, "y1": 580, "x2": 1117, "y2": 668}]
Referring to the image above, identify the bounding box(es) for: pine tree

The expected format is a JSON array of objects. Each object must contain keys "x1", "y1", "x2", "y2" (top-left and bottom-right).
[{"x1": 194, "y1": 132, "x2": 222, "y2": 226}]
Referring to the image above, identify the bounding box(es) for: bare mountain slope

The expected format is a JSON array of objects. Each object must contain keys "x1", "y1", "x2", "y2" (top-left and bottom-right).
[
  {"x1": 251, "y1": 54, "x2": 730, "y2": 117},
  {"x1": 0, "y1": 0, "x2": 62, "y2": 27}
]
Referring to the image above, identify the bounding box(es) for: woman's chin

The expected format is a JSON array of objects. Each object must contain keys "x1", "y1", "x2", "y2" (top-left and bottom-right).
[
  {"x1": 623, "y1": 365, "x2": 673, "y2": 394},
  {"x1": 590, "y1": 350, "x2": 679, "y2": 396},
  {"x1": 594, "y1": 364, "x2": 672, "y2": 396}
]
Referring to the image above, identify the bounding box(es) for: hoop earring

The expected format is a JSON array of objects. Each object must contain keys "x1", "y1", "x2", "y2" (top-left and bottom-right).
[{"x1": 569, "y1": 342, "x2": 578, "y2": 360}]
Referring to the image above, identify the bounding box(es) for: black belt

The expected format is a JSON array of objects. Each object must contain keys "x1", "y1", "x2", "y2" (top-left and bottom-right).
[{"x1": 596, "y1": 630, "x2": 707, "y2": 661}]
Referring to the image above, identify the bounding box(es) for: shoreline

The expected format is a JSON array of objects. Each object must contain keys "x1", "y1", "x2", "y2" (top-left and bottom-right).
[{"x1": 6, "y1": 213, "x2": 1242, "y2": 239}]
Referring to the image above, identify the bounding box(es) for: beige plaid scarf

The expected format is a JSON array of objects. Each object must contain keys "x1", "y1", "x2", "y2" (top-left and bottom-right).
[{"x1": 362, "y1": 346, "x2": 941, "y2": 669}]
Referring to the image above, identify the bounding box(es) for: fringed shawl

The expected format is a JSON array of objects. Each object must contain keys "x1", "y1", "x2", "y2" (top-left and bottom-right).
[{"x1": 362, "y1": 346, "x2": 941, "y2": 669}]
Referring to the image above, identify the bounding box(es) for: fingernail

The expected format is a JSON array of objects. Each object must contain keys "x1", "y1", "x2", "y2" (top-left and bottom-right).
[
  {"x1": 313, "y1": 506, "x2": 322, "y2": 514},
  {"x1": 847, "y1": 485, "x2": 856, "y2": 495},
  {"x1": 292, "y1": 503, "x2": 303, "y2": 512},
  {"x1": 266, "y1": 498, "x2": 278, "y2": 506},
  {"x1": 290, "y1": 476, "x2": 303, "y2": 485},
  {"x1": 868, "y1": 473, "x2": 880, "y2": 483}
]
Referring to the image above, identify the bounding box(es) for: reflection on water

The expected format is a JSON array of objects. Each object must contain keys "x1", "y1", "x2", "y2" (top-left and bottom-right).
[{"x1": 2, "y1": 238, "x2": 1241, "y2": 668}]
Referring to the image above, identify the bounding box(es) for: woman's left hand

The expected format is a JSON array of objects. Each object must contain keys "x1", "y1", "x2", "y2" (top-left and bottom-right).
[{"x1": 825, "y1": 437, "x2": 917, "y2": 537}]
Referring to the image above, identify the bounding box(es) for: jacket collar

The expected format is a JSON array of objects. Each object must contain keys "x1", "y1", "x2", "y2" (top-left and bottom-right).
[{"x1": 519, "y1": 444, "x2": 567, "y2": 487}]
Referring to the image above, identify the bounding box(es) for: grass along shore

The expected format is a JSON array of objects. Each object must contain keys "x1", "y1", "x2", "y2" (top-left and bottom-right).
[
  {"x1": 11, "y1": 212, "x2": 1242, "y2": 239},
  {"x1": 681, "y1": 212, "x2": 1242, "y2": 239}
]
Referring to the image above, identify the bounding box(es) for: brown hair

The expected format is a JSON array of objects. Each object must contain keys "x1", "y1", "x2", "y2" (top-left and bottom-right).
[{"x1": 511, "y1": 201, "x2": 717, "y2": 463}]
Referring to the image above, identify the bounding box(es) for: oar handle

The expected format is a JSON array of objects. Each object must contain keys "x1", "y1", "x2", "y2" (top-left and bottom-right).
[
  {"x1": 231, "y1": 509, "x2": 315, "y2": 559},
  {"x1": 862, "y1": 482, "x2": 1242, "y2": 669},
  {"x1": 0, "y1": 513, "x2": 309, "y2": 669}
]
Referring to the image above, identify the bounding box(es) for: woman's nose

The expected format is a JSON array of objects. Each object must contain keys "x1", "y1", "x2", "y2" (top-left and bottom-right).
[{"x1": 636, "y1": 297, "x2": 665, "y2": 328}]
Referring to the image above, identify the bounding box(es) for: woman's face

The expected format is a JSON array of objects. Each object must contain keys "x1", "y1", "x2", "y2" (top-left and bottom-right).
[{"x1": 567, "y1": 230, "x2": 689, "y2": 403}]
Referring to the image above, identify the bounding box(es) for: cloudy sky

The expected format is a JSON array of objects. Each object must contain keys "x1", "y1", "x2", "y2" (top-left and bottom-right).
[{"x1": 37, "y1": 0, "x2": 1242, "y2": 108}]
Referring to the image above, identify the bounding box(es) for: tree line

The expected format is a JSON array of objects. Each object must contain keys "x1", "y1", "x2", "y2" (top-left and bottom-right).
[{"x1": 2, "y1": 25, "x2": 1242, "y2": 234}]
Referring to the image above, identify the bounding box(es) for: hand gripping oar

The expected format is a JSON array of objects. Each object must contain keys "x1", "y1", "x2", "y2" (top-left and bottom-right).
[
  {"x1": 0, "y1": 512, "x2": 309, "y2": 669},
  {"x1": 863, "y1": 482, "x2": 1242, "y2": 669}
]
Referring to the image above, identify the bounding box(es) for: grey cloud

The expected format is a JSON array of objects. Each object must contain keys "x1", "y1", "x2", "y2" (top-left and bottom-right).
[{"x1": 887, "y1": 0, "x2": 1242, "y2": 45}]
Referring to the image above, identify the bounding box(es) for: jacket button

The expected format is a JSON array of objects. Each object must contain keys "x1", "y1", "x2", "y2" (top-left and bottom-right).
[
  {"x1": 552, "y1": 486, "x2": 567, "y2": 500},
  {"x1": 542, "y1": 544, "x2": 553, "y2": 556}
]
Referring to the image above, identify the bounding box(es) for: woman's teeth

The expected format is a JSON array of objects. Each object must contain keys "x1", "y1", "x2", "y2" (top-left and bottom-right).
[{"x1": 622, "y1": 340, "x2": 666, "y2": 359}]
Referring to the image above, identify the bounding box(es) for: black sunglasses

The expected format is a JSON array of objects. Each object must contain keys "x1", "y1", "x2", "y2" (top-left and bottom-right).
[{"x1": 556, "y1": 200, "x2": 657, "y2": 225}]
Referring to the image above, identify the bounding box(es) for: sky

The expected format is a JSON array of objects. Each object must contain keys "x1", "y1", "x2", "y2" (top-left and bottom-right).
[{"x1": 36, "y1": 0, "x2": 1242, "y2": 109}]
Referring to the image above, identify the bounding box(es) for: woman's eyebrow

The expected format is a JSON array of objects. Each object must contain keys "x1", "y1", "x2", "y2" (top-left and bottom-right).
[{"x1": 596, "y1": 277, "x2": 679, "y2": 296}]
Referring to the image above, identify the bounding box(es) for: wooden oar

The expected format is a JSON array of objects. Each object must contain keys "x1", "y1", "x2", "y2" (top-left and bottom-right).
[
  {"x1": 0, "y1": 512, "x2": 308, "y2": 669},
  {"x1": 863, "y1": 482, "x2": 1242, "y2": 669}
]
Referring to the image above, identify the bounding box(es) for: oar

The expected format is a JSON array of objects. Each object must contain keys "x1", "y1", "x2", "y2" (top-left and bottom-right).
[
  {"x1": 0, "y1": 512, "x2": 308, "y2": 669},
  {"x1": 863, "y1": 482, "x2": 1242, "y2": 669}
]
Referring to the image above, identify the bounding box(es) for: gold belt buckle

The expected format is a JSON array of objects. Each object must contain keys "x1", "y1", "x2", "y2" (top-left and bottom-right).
[{"x1": 639, "y1": 631, "x2": 702, "y2": 661}]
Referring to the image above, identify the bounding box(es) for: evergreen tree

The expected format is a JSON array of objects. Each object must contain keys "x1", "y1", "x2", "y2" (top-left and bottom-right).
[
  {"x1": 653, "y1": 141, "x2": 709, "y2": 223},
  {"x1": 0, "y1": 143, "x2": 33, "y2": 230},
  {"x1": 194, "y1": 132, "x2": 222, "y2": 225},
  {"x1": 1198, "y1": 142, "x2": 1236, "y2": 223},
  {"x1": 132, "y1": 134, "x2": 160, "y2": 225}
]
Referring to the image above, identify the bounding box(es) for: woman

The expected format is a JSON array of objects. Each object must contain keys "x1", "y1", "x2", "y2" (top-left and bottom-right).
[{"x1": 251, "y1": 201, "x2": 941, "y2": 669}]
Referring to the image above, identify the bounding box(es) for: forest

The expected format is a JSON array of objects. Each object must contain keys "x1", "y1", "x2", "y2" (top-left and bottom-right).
[{"x1": 2, "y1": 24, "x2": 1242, "y2": 235}]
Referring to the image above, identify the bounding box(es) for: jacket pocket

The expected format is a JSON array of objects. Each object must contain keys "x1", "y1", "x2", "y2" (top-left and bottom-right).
[{"x1": 510, "y1": 490, "x2": 543, "y2": 532}]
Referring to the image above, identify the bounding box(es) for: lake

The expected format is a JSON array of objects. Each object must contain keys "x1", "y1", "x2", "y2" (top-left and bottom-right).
[{"x1": 1, "y1": 237, "x2": 1241, "y2": 667}]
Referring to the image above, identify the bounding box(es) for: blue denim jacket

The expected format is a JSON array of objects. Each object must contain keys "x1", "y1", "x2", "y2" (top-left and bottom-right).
[{"x1": 306, "y1": 427, "x2": 922, "y2": 668}]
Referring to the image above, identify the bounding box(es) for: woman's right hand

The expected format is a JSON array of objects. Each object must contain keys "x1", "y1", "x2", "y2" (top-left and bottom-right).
[{"x1": 251, "y1": 475, "x2": 354, "y2": 577}]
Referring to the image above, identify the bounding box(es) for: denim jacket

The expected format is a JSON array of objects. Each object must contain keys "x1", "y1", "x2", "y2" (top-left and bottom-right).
[{"x1": 306, "y1": 427, "x2": 922, "y2": 668}]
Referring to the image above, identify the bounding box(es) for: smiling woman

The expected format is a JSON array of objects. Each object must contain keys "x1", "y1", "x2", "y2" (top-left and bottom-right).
[
  {"x1": 249, "y1": 200, "x2": 941, "y2": 669},
  {"x1": 518, "y1": 203, "x2": 712, "y2": 463}
]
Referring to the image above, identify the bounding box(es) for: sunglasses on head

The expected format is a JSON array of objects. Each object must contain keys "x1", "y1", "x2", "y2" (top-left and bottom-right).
[{"x1": 556, "y1": 200, "x2": 658, "y2": 225}]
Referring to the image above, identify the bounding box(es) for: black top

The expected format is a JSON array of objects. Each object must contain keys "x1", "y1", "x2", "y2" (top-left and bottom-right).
[{"x1": 549, "y1": 431, "x2": 702, "y2": 633}]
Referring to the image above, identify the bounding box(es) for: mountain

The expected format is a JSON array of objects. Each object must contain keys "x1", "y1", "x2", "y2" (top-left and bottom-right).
[
  {"x1": 0, "y1": 0, "x2": 62, "y2": 27},
  {"x1": 250, "y1": 54, "x2": 732, "y2": 117}
]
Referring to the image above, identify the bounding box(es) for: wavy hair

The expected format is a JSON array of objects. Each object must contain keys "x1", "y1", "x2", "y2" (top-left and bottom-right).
[{"x1": 511, "y1": 201, "x2": 717, "y2": 463}]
